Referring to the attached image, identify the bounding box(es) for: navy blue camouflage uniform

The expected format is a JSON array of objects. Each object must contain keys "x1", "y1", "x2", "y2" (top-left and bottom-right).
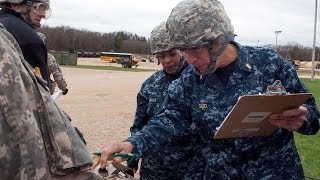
[
  {"x1": 128, "y1": 42, "x2": 320, "y2": 179},
  {"x1": 128, "y1": 62, "x2": 195, "y2": 179}
]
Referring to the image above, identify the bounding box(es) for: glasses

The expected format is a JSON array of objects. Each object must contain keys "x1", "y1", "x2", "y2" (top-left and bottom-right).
[
  {"x1": 32, "y1": 2, "x2": 52, "y2": 19},
  {"x1": 181, "y1": 46, "x2": 206, "y2": 57}
]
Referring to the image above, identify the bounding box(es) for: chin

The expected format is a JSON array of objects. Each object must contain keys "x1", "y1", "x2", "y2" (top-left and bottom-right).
[
  {"x1": 195, "y1": 67, "x2": 206, "y2": 74},
  {"x1": 164, "y1": 66, "x2": 179, "y2": 74},
  {"x1": 165, "y1": 70, "x2": 177, "y2": 74},
  {"x1": 34, "y1": 21, "x2": 41, "y2": 28}
]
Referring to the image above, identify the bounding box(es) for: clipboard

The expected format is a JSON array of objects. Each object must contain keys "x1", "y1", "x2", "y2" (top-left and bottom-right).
[{"x1": 213, "y1": 93, "x2": 312, "y2": 139}]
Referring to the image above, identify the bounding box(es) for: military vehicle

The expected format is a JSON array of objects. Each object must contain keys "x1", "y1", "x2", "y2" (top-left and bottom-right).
[
  {"x1": 100, "y1": 52, "x2": 138, "y2": 68},
  {"x1": 119, "y1": 57, "x2": 138, "y2": 68}
]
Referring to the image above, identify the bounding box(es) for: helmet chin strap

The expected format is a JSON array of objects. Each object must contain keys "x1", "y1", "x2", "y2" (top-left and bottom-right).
[
  {"x1": 164, "y1": 57, "x2": 186, "y2": 74},
  {"x1": 194, "y1": 42, "x2": 229, "y2": 75},
  {"x1": 20, "y1": 0, "x2": 39, "y2": 29},
  {"x1": 176, "y1": 57, "x2": 186, "y2": 72}
]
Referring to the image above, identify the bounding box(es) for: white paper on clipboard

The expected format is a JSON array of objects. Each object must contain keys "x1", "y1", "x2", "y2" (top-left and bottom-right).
[{"x1": 213, "y1": 93, "x2": 312, "y2": 139}]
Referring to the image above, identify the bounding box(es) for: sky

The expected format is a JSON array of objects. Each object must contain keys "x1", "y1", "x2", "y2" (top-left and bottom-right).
[{"x1": 44, "y1": 0, "x2": 319, "y2": 47}]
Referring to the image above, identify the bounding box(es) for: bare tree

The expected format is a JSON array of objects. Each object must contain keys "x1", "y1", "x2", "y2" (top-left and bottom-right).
[{"x1": 39, "y1": 26, "x2": 151, "y2": 55}]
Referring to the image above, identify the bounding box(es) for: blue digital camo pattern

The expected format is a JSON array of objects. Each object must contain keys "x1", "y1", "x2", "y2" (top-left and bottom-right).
[
  {"x1": 129, "y1": 42, "x2": 320, "y2": 179},
  {"x1": 128, "y1": 63, "x2": 195, "y2": 179}
]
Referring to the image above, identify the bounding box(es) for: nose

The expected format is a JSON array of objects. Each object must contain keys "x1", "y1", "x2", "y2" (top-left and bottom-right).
[
  {"x1": 164, "y1": 56, "x2": 172, "y2": 64},
  {"x1": 185, "y1": 54, "x2": 198, "y2": 65}
]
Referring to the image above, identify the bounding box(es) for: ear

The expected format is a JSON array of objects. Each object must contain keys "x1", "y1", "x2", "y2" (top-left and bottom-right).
[
  {"x1": 11, "y1": 3, "x2": 25, "y2": 12},
  {"x1": 10, "y1": 3, "x2": 20, "y2": 11}
]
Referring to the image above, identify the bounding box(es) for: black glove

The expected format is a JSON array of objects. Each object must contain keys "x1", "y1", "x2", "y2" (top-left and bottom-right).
[{"x1": 62, "y1": 88, "x2": 69, "y2": 95}]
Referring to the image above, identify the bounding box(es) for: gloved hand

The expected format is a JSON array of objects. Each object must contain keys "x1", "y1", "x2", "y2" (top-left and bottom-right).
[{"x1": 62, "y1": 88, "x2": 69, "y2": 95}]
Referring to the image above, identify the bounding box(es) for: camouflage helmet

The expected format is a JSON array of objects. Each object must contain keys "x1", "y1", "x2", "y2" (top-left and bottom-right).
[
  {"x1": 150, "y1": 22, "x2": 175, "y2": 54},
  {"x1": 0, "y1": 0, "x2": 24, "y2": 3},
  {"x1": 0, "y1": 0, "x2": 49, "y2": 5},
  {"x1": 0, "y1": 0, "x2": 51, "y2": 19},
  {"x1": 36, "y1": 0, "x2": 50, "y2": 6},
  {"x1": 166, "y1": 0, "x2": 234, "y2": 48}
]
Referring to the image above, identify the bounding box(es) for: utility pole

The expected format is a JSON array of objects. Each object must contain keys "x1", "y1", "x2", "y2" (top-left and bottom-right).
[
  {"x1": 311, "y1": 0, "x2": 318, "y2": 81},
  {"x1": 274, "y1": 30, "x2": 282, "y2": 51}
]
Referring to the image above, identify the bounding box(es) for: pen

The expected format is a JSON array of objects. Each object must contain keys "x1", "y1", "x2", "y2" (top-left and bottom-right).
[{"x1": 93, "y1": 152, "x2": 138, "y2": 158}]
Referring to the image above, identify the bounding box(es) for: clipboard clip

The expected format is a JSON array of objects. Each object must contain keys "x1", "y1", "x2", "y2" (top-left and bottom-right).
[{"x1": 265, "y1": 80, "x2": 288, "y2": 95}]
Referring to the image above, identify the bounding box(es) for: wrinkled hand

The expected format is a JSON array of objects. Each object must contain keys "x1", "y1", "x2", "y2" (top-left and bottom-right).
[
  {"x1": 92, "y1": 141, "x2": 133, "y2": 170},
  {"x1": 268, "y1": 106, "x2": 308, "y2": 131},
  {"x1": 62, "y1": 88, "x2": 69, "y2": 95}
]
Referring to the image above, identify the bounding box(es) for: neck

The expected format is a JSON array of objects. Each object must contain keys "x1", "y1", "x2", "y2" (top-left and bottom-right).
[{"x1": 215, "y1": 44, "x2": 238, "y2": 68}]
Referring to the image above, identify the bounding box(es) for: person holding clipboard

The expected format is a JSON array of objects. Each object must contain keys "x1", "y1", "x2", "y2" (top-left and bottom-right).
[{"x1": 94, "y1": 0, "x2": 320, "y2": 179}]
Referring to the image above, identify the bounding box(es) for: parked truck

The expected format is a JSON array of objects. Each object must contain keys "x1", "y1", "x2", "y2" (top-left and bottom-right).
[{"x1": 100, "y1": 52, "x2": 138, "y2": 68}]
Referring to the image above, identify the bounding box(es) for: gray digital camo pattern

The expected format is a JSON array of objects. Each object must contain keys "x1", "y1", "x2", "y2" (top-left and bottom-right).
[
  {"x1": 128, "y1": 64, "x2": 193, "y2": 179},
  {"x1": 0, "y1": 26, "x2": 102, "y2": 179},
  {"x1": 0, "y1": 0, "x2": 24, "y2": 3},
  {"x1": 129, "y1": 43, "x2": 320, "y2": 179},
  {"x1": 47, "y1": 53, "x2": 67, "y2": 94},
  {"x1": 150, "y1": 22, "x2": 175, "y2": 54},
  {"x1": 166, "y1": 0, "x2": 234, "y2": 48},
  {"x1": 0, "y1": 0, "x2": 49, "y2": 5}
]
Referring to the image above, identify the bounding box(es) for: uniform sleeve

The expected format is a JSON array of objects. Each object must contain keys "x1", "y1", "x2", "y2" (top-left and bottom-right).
[
  {"x1": 127, "y1": 82, "x2": 150, "y2": 169},
  {"x1": 277, "y1": 57, "x2": 320, "y2": 135},
  {"x1": 0, "y1": 29, "x2": 47, "y2": 178},
  {"x1": 128, "y1": 70, "x2": 193, "y2": 157},
  {"x1": 47, "y1": 53, "x2": 67, "y2": 90},
  {"x1": 129, "y1": 82, "x2": 151, "y2": 135}
]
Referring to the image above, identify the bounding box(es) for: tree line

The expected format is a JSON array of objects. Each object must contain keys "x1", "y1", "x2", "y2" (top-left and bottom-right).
[
  {"x1": 39, "y1": 25, "x2": 151, "y2": 55},
  {"x1": 39, "y1": 25, "x2": 319, "y2": 62}
]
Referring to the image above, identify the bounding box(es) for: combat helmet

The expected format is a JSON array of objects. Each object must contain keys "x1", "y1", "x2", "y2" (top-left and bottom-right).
[
  {"x1": 0, "y1": 0, "x2": 24, "y2": 3},
  {"x1": 0, "y1": 0, "x2": 51, "y2": 26},
  {"x1": 150, "y1": 22, "x2": 175, "y2": 55},
  {"x1": 166, "y1": 0, "x2": 235, "y2": 74},
  {"x1": 150, "y1": 22, "x2": 186, "y2": 73},
  {"x1": 167, "y1": 0, "x2": 234, "y2": 48},
  {"x1": 0, "y1": 0, "x2": 50, "y2": 6}
]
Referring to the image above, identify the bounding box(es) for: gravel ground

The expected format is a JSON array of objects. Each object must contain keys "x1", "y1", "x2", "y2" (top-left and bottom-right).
[
  {"x1": 56, "y1": 58, "x2": 159, "y2": 153},
  {"x1": 55, "y1": 58, "x2": 161, "y2": 178}
]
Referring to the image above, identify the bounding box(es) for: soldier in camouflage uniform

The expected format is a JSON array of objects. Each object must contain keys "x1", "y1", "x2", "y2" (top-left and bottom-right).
[
  {"x1": 47, "y1": 53, "x2": 68, "y2": 95},
  {"x1": 0, "y1": 0, "x2": 52, "y2": 86},
  {"x1": 95, "y1": 0, "x2": 320, "y2": 179},
  {"x1": 0, "y1": 24, "x2": 102, "y2": 179},
  {"x1": 37, "y1": 32, "x2": 68, "y2": 95},
  {"x1": 126, "y1": 22, "x2": 191, "y2": 179}
]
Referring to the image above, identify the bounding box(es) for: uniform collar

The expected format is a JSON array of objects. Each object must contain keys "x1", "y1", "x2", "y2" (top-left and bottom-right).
[
  {"x1": 164, "y1": 61, "x2": 188, "y2": 81},
  {"x1": 199, "y1": 42, "x2": 253, "y2": 90},
  {"x1": 231, "y1": 42, "x2": 253, "y2": 73}
]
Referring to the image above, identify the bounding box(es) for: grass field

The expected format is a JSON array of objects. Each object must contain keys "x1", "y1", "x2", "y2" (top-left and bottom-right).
[{"x1": 295, "y1": 78, "x2": 320, "y2": 179}]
